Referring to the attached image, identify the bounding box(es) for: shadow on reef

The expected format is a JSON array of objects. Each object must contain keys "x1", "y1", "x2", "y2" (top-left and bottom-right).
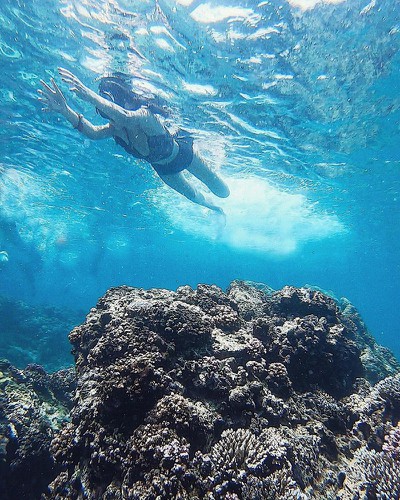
[{"x1": 0, "y1": 281, "x2": 399, "y2": 499}]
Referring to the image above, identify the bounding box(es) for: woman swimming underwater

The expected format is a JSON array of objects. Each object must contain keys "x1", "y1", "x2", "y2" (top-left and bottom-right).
[{"x1": 38, "y1": 68, "x2": 230, "y2": 213}]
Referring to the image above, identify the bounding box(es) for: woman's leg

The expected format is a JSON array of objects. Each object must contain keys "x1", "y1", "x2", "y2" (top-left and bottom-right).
[
  {"x1": 186, "y1": 154, "x2": 230, "y2": 198},
  {"x1": 159, "y1": 171, "x2": 224, "y2": 213}
]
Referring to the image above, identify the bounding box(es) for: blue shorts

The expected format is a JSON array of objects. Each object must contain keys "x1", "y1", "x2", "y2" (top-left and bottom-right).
[{"x1": 152, "y1": 134, "x2": 194, "y2": 176}]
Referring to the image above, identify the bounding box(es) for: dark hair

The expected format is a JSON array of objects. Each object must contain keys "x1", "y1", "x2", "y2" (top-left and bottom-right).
[{"x1": 97, "y1": 74, "x2": 170, "y2": 119}]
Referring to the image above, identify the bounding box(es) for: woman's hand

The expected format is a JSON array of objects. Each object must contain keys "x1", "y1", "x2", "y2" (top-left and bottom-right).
[
  {"x1": 58, "y1": 67, "x2": 93, "y2": 101},
  {"x1": 38, "y1": 78, "x2": 68, "y2": 114}
]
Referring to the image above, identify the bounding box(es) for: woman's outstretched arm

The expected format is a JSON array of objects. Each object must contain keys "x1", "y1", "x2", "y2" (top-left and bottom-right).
[
  {"x1": 57, "y1": 68, "x2": 165, "y2": 135},
  {"x1": 58, "y1": 67, "x2": 137, "y2": 123},
  {"x1": 38, "y1": 77, "x2": 114, "y2": 140}
]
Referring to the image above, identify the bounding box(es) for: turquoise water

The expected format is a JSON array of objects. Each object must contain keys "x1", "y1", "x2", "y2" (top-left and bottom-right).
[{"x1": 0, "y1": 0, "x2": 399, "y2": 359}]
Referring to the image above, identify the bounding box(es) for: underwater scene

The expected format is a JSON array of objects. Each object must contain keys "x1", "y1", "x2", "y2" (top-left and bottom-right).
[{"x1": 0, "y1": 0, "x2": 399, "y2": 498}]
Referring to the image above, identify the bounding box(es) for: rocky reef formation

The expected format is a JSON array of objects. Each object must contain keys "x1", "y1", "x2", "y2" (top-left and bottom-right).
[
  {"x1": 0, "y1": 360, "x2": 75, "y2": 499},
  {"x1": 45, "y1": 281, "x2": 399, "y2": 499},
  {"x1": 1, "y1": 281, "x2": 399, "y2": 499}
]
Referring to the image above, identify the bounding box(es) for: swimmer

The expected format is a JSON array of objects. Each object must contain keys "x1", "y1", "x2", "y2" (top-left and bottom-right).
[{"x1": 38, "y1": 68, "x2": 230, "y2": 213}]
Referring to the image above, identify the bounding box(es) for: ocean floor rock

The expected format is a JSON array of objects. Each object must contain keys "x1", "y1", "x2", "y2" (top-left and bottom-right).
[
  {"x1": 38, "y1": 281, "x2": 398, "y2": 499},
  {"x1": 0, "y1": 360, "x2": 75, "y2": 500}
]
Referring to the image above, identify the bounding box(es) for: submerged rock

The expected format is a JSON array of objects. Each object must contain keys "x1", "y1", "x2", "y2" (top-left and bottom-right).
[
  {"x1": 0, "y1": 360, "x2": 75, "y2": 500},
  {"x1": 39, "y1": 281, "x2": 398, "y2": 499},
  {"x1": 1, "y1": 281, "x2": 399, "y2": 499}
]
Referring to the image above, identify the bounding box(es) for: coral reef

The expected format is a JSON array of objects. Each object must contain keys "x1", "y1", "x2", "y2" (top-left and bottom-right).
[
  {"x1": 0, "y1": 360, "x2": 74, "y2": 500},
  {"x1": 45, "y1": 281, "x2": 399, "y2": 498},
  {"x1": 339, "y1": 297, "x2": 400, "y2": 384},
  {"x1": 342, "y1": 436, "x2": 400, "y2": 499},
  {"x1": 0, "y1": 281, "x2": 399, "y2": 499},
  {"x1": 383, "y1": 422, "x2": 400, "y2": 459}
]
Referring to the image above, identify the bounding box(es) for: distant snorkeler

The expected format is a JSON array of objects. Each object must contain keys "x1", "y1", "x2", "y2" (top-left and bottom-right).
[{"x1": 38, "y1": 68, "x2": 230, "y2": 213}]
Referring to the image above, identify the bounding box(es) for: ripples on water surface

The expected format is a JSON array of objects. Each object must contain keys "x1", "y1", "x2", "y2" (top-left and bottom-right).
[{"x1": 0, "y1": 0, "x2": 399, "y2": 355}]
